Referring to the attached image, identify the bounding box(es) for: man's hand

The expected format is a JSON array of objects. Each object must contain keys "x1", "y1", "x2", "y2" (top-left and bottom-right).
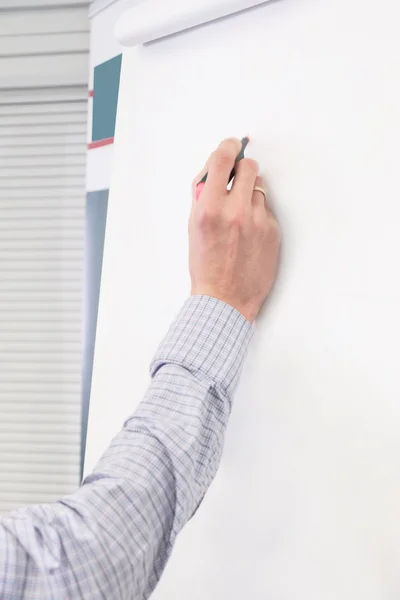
[{"x1": 189, "y1": 137, "x2": 281, "y2": 323}]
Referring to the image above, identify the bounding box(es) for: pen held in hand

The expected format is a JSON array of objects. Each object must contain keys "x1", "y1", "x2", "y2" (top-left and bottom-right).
[{"x1": 195, "y1": 136, "x2": 250, "y2": 201}]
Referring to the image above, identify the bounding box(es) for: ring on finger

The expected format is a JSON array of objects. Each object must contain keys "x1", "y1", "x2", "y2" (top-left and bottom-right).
[{"x1": 253, "y1": 186, "x2": 267, "y2": 202}]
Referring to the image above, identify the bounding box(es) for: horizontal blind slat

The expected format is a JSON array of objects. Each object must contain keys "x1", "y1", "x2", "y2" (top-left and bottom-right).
[
  {"x1": 1, "y1": 187, "x2": 86, "y2": 198},
  {"x1": 0, "y1": 155, "x2": 86, "y2": 168},
  {"x1": 0, "y1": 360, "x2": 81, "y2": 370},
  {"x1": 0, "y1": 209, "x2": 84, "y2": 221},
  {"x1": 0, "y1": 166, "x2": 86, "y2": 178},
  {"x1": 0, "y1": 122, "x2": 86, "y2": 136},
  {"x1": 0, "y1": 87, "x2": 87, "y2": 105},
  {"x1": 0, "y1": 484, "x2": 79, "y2": 497},
  {"x1": 0, "y1": 462, "x2": 79, "y2": 477},
  {"x1": 0, "y1": 299, "x2": 81, "y2": 310},
  {"x1": 0, "y1": 431, "x2": 81, "y2": 443},
  {"x1": 0, "y1": 391, "x2": 80, "y2": 401},
  {"x1": 0, "y1": 133, "x2": 86, "y2": 147},
  {"x1": 0, "y1": 7, "x2": 89, "y2": 36},
  {"x1": 0, "y1": 419, "x2": 80, "y2": 432},
  {"x1": 0, "y1": 491, "x2": 77, "y2": 505},
  {"x1": 0, "y1": 112, "x2": 87, "y2": 127},
  {"x1": 0, "y1": 223, "x2": 84, "y2": 237},
  {"x1": 0, "y1": 198, "x2": 84, "y2": 208},
  {"x1": 0, "y1": 101, "x2": 86, "y2": 117},
  {"x1": 0, "y1": 31, "x2": 89, "y2": 58},
  {"x1": 0, "y1": 144, "x2": 86, "y2": 158},
  {"x1": 0, "y1": 401, "x2": 80, "y2": 414},
  {"x1": 2, "y1": 472, "x2": 80, "y2": 486}
]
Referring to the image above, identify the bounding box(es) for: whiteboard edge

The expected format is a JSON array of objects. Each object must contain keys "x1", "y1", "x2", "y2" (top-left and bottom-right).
[{"x1": 114, "y1": 0, "x2": 273, "y2": 47}]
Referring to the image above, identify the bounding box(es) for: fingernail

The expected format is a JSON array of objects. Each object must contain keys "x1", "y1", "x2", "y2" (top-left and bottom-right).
[{"x1": 195, "y1": 182, "x2": 205, "y2": 202}]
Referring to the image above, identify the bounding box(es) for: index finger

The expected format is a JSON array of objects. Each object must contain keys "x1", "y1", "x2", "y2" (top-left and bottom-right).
[{"x1": 200, "y1": 138, "x2": 243, "y2": 198}]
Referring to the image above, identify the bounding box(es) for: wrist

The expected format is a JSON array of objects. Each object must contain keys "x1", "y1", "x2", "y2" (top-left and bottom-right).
[
  {"x1": 190, "y1": 289, "x2": 256, "y2": 324},
  {"x1": 152, "y1": 296, "x2": 253, "y2": 397}
]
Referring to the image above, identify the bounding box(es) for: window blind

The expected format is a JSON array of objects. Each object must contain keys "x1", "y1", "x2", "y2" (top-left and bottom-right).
[{"x1": 0, "y1": 87, "x2": 87, "y2": 514}]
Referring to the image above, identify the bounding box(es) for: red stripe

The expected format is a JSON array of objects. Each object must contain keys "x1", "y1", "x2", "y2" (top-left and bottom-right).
[
  {"x1": 88, "y1": 137, "x2": 114, "y2": 149},
  {"x1": 89, "y1": 89, "x2": 94, "y2": 97}
]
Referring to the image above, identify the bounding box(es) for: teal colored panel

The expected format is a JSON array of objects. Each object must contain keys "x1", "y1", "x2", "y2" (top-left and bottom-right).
[{"x1": 92, "y1": 54, "x2": 122, "y2": 142}]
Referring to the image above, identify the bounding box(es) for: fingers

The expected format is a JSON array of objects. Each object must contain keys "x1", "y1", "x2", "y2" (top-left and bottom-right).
[
  {"x1": 252, "y1": 175, "x2": 280, "y2": 244},
  {"x1": 201, "y1": 137, "x2": 243, "y2": 197},
  {"x1": 252, "y1": 176, "x2": 268, "y2": 209},
  {"x1": 192, "y1": 139, "x2": 265, "y2": 213},
  {"x1": 230, "y1": 158, "x2": 259, "y2": 201}
]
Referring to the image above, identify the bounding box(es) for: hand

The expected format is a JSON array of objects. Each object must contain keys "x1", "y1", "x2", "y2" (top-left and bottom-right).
[{"x1": 189, "y1": 137, "x2": 281, "y2": 323}]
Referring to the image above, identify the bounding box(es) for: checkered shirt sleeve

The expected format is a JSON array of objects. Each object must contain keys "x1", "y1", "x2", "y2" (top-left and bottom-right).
[{"x1": 0, "y1": 296, "x2": 252, "y2": 599}]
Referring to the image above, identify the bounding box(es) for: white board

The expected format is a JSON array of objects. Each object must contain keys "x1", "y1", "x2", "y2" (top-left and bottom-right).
[{"x1": 86, "y1": 0, "x2": 400, "y2": 597}]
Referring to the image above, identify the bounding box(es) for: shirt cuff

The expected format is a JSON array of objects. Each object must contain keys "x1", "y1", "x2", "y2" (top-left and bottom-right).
[{"x1": 151, "y1": 296, "x2": 253, "y2": 397}]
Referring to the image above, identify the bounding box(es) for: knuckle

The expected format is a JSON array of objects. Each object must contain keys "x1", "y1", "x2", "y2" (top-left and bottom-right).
[
  {"x1": 213, "y1": 147, "x2": 235, "y2": 168},
  {"x1": 242, "y1": 158, "x2": 259, "y2": 175},
  {"x1": 197, "y1": 204, "x2": 219, "y2": 228},
  {"x1": 228, "y1": 207, "x2": 246, "y2": 229},
  {"x1": 229, "y1": 214, "x2": 242, "y2": 230}
]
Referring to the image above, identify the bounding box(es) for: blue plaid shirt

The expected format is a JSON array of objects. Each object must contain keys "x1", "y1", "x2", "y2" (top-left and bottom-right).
[{"x1": 0, "y1": 296, "x2": 252, "y2": 599}]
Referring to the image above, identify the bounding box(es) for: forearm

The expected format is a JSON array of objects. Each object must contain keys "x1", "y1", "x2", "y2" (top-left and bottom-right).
[{"x1": 0, "y1": 296, "x2": 252, "y2": 600}]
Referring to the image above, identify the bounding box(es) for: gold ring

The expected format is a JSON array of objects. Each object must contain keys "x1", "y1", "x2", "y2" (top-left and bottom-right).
[{"x1": 253, "y1": 186, "x2": 267, "y2": 202}]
